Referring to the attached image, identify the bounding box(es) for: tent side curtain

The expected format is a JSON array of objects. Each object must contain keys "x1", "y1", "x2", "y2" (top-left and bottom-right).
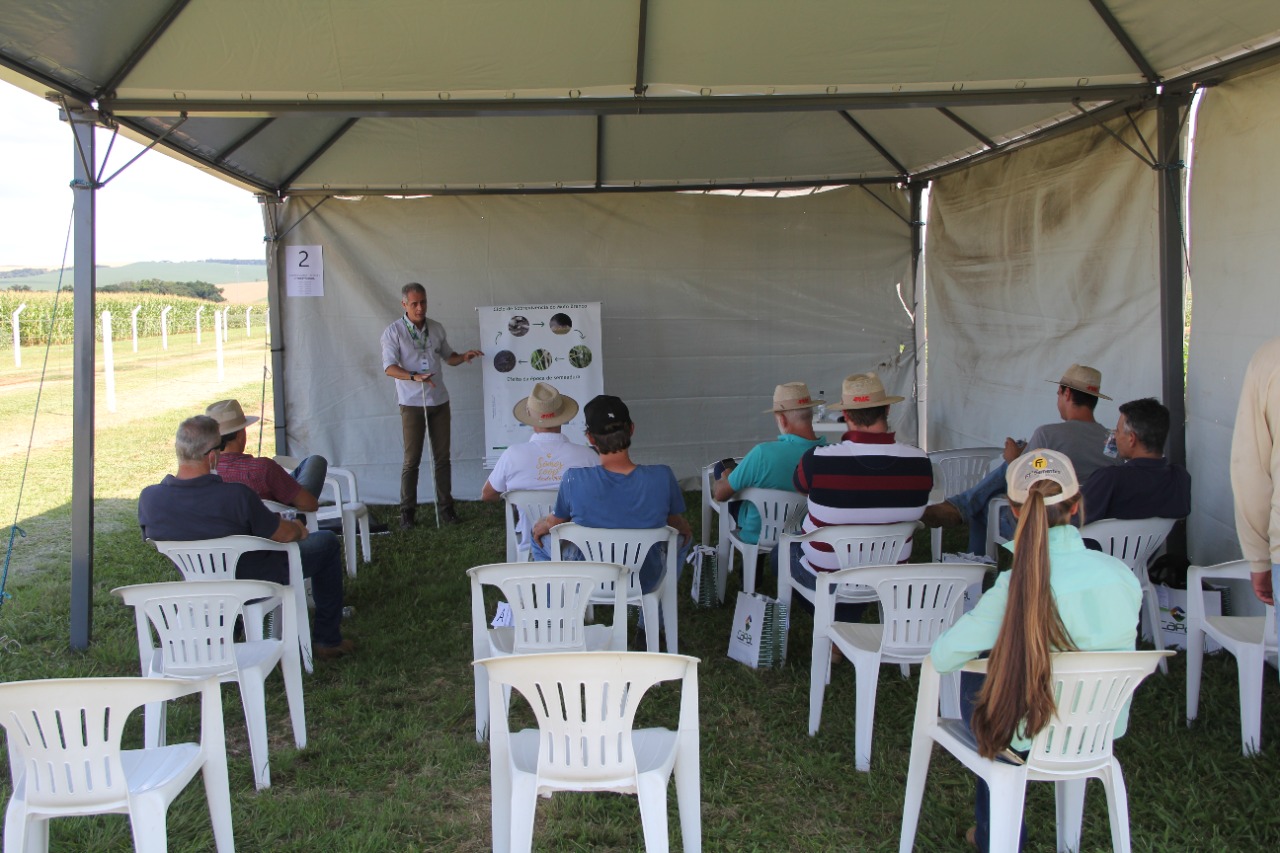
[
  {"x1": 270, "y1": 188, "x2": 915, "y2": 505},
  {"x1": 925, "y1": 111, "x2": 1162, "y2": 460},
  {"x1": 1186, "y1": 63, "x2": 1280, "y2": 567}
]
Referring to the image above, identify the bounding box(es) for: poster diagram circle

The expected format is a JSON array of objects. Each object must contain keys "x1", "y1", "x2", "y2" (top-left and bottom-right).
[
  {"x1": 530, "y1": 349, "x2": 553, "y2": 371},
  {"x1": 493, "y1": 350, "x2": 517, "y2": 373},
  {"x1": 569, "y1": 345, "x2": 592, "y2": 368},
  {"x1": 508, "y1": 315, "x2": 530, "y2": 337},
  {"x1": 549, "y1": 313, "x2": 573, "y2": 335}
]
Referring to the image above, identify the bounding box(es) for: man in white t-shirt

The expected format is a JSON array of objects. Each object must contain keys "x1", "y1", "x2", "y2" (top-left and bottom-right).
[{"x1": 481, "y1": 383, "x2": 600, "y2": 544}]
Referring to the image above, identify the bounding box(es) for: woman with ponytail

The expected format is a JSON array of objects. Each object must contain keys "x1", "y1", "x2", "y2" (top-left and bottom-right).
[{"x1": 930, "y1": 449, "x2": 1142, "y2": 851}]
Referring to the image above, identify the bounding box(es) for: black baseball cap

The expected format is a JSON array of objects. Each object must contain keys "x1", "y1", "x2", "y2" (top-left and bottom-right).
[{"x1": 584, "y1": 394, "x2": 632, "y2": 433}]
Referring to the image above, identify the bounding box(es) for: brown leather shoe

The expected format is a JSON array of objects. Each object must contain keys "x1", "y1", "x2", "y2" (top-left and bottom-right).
[
  {"x1": 922, "y1": 501, "x2": 964, "y2": 528},
  {"x1": 439, "y1": 507, "x2": 461, "y2": 525},
  {"x1": 399, "y1": 508, "x2": 415, "y2": 530},
  {"x1": 315, "y1": 638, "x2": 355, "y2": 661},
  {"x1": 965, "y1": 826, "x2": 977, "y2": 848}
]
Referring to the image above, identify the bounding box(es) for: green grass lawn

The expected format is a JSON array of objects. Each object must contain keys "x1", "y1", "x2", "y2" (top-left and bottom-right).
[{"x1": 2, "y1": 408, "x2": 1279, "y2": 849}]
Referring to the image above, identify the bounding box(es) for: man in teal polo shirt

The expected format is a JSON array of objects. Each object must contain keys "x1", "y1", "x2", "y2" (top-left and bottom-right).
[{"x1": 713, "y1": 382, "x2": 827, "y2": 544}]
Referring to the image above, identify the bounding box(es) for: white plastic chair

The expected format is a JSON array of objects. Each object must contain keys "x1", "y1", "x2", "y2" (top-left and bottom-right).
[
  {"x1": 114, "y1": 579, "x2": 306, "y2": 790},
  {"x1": 468, "y1": 561, "x2": 629, "y2": 742},
  {"x1": 501, "y1": 489, "x2": 558, "y2": 563},
  {"x1": 809, "y1": 562, "x2": 989, "y2": 771},
  {"x1": 900, "y1": 651, "x2": 1172, "y2": 853},
  {"x1": 318, "y1": 467, "x2": 372, "y2": 579},
  {"x1": 720, "y1": 487, "x2": 808, "y2": 599},
  {"x1": 1186, "y1": 560, "x2": 1279, "y2": 756},
  {"x1": 985, "y1": 495, "x2": 1011, "y2": 561},
  {"x1": 151, "y1": 535, "x2": 314, "y2": 673},
  {"x1": 548, "y1": 523, "x2": 681, "y2": 654},
  {"x1": 262, "y1": 498, "x2": 319, "y2": 533},
  {"x1": 0, "y1": 675, "x2": 234, "y2": 853},
  {"x1": 928, "y1": 447, "x2": 1002, "y2": 561},
  {"x1": 777, "y1": 521, "x2": 920, "y2": 644},
  {"x1": 478, "y1": 651, "x2": 701, "y2": 853},
  {"x1": 700, "y1": 459, "x2": 739, "y2": 549},
  {"x1": 1080, "y1": 518, "x2": 1176, "y2": 674}
]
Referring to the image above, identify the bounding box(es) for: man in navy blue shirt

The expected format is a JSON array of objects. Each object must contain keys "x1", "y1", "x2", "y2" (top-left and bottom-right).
[
  {"x1": 139, "y1": 415, "x2": 353, "y2": 660},
  {"x1": 1081, "y1": 398, "x2": 1191, "y2": 521}
]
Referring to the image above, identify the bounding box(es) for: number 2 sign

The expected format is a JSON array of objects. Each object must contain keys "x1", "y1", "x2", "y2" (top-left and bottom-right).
[{"x1": 285, "y1": 245, "x2": 324, "y2": 297}]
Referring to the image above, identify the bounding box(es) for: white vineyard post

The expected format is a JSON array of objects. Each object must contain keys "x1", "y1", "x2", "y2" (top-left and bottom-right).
[
  {"x1": 245, "y1": 306, "x2": 252, "y2": 337},
  {"x1": 195, "y1": 305, "x2": 204, "y2": 344},
  {"x1": 102, "y1": 310, "x2": 116, "y2": 412},
  {"x1": 11, "y1": 303, "x2": 25, "y2": 367},
  {"x1": 131, "y1": 304, "x2": 141, "y2": 352},
  {"x1": 215, "y1": 309, "x2": 225, "y2": 380},
  {"x1": 160, "y1": 305, "x2": 173, "y2": 350}
]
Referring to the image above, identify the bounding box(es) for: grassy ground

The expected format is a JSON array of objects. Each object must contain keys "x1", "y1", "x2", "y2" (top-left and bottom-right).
[{"x1": 2, "y1": 402, "x2": 1280, "y2": 849}]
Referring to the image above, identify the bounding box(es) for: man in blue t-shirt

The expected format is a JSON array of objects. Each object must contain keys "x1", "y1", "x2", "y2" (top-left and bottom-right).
[
  {"x1": 531, "y1": 395, "x2": 692, "y2": 593},
  {"x1": 712, "y1": 381, "x2": 827, "y2": 544}
]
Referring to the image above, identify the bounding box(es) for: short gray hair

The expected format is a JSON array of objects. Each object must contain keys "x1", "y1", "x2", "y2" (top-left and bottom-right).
[
  {"x1": 176, "y1": 415, "x2": 221, "y2": 463},
  {"x1": 780, "y1": 407, "x2": 814, "y2": 427},
  {"x1": 401, "y1": 282, "x2": 426, "y2": 300}
]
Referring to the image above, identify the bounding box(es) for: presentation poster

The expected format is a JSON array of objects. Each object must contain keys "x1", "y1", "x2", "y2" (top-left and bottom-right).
[{"x1": 478, "y1": 303, "x2": 604, "y2": 468}]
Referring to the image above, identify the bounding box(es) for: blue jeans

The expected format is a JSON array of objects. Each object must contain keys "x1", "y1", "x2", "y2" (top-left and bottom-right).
[
  {"x1": 961, "y1": 672, "x2": 1028, "y2": 852},
  {"x1": 773, "y1": 543, "x2": 867, "y2": 623},
  {"x1": 290, "y1": 455, "x2": 329, "y2": 498},
  {"x1": 297, "y1": 530, "x2": 345, "y2": 646},
  {"x1": 947, "y1": 462, "x2": 1011, "y2": 555},
  {"x1": 532, "y1": 537, "x2": 690, "y2": 595}
]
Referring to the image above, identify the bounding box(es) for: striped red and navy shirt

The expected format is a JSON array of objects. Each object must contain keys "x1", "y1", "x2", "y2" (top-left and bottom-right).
[{"x1": 793, "y1": 430, "x2": 932, "y2": 571}]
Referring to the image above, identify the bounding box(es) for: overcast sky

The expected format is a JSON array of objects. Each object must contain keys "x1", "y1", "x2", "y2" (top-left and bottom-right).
[{"x1": 0, "y1": 80, "x2": 266, "y2": 269}]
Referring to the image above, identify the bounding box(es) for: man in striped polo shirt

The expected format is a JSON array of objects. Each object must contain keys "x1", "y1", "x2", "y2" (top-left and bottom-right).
[{"x1": 790, "y1": 372, "x2": 933, "y2": 620}]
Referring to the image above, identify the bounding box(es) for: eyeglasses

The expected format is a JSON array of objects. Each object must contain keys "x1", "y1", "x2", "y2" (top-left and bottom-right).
[{"x1": 201, "y1": 443, "x2": 222, "y2": 457}]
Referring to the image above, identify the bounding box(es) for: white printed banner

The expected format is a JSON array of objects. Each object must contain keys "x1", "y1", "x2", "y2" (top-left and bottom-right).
[
  {"x1": 284, "y1": 245, "x2": 324, "y2": 297},
  {"x1": 478, "y1": 303, "x2": 604, "y2": 468}
]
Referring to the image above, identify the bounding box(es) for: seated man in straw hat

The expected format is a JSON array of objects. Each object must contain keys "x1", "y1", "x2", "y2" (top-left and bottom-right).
[
  {"x1": 480, "y1": 382, "x2": 600, "y2": 546},
  {"x1": 712, "y1": 381, "x2": 827, "y2": 547},
  {"x1": 205, "y1": 398, "x2": 328, "y2": 512},
  {"x1": 790, "y1": 372, "x2": 933, "y2": 619},
  {"x1": 923, "y1": 363, "x2": 1118, "y2": 555}
]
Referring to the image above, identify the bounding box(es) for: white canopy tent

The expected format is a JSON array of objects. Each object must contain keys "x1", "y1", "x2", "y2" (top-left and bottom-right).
[{"x1": 2, "y1": 0, "x2": 1279, "y2": 645}]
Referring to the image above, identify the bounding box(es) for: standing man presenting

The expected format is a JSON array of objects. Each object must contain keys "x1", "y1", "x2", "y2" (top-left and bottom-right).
[
  {"x1": 381, "y1": 282, "x2": 483, "y2": 529},
  {"x1": 1231, "y1": 337, "x2": 1280, "y2": 608}
]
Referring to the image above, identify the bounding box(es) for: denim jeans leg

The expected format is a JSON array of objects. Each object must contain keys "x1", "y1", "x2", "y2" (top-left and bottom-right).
[
  {"x1": 946, "y1": 462, "x2": 1009, "y2": 555},
  {"x1": 961, "y1": 671, "x2": 1027, "y2": 852},
  {"x1": 298, "y1": 530, "x2": 344, "y2": 646},
  {"x1": 291, "y1": 455, "x2": 329, "y2": 498}
]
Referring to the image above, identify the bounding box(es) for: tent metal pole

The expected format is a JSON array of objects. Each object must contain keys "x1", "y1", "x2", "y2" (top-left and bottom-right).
[
  {"x1": 68, "y1": 106, "x2": 97, "y2": 649},
  {"x1": 909, "y1": 183, "x2": 928, "y2": 451},
  {"x1": 1157, "y1": 92, "x2": 1190, "y2": 555},
  {"x1": 262, "y1": 197, "x2": 289, "y2": 455}
]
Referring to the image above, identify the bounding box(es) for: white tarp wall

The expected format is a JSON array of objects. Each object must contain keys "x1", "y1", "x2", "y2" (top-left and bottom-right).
[
  {"x1": 1187, "y1": 64, "x2": 1280, "y2": 567},
  {"x1": 269, "y1": 187, "x2": 915, "y2": 505},
  {"x1": 926, "y1": 115, "x2": 1162, "y2": 455}
]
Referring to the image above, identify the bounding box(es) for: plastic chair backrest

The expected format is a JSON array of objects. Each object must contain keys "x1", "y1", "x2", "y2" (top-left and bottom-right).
[
  {"x1": 480, "y1": 651, "x2": 698, "y2": 787},
  {"x1": 960, "y1": 651, "x2": 1168, "y2": 773},
  {"x1": 502, "y1": 489, "x2": 558, "y2": 562},
  {"x1": 928, "y1": 448, "x2": 1002, "y2": 496},
  {"x1": 151, "y1": 535, "x2": 296, "y2": 580},
  {"x1": 548, "y1": 523, "x2": 677, "y2": 599},
  {"x1": 792, "y1": 520, "x2": 919, "y2": 569},
  {"x1": 468, "y1": 562, "x2": 627, "y2": 654},
  {"x1": 817, "y1": 563, "x2": 988, "y2": 658},
  {"x1": 1078, "y1": 518, "x2": 1175, "y2": 574},
  {"x1": 0, "y1": 676, "x2": 208, "y2": 810},
  {"x1": 115, "y1": 580, "x2": 284, "y2": 677},
  {"x1": 736, "y1": 487, "x2": 808, "y2": 548}
]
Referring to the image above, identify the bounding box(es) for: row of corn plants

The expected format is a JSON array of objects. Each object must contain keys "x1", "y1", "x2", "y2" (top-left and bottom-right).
[{"x1": 0, "y1": 291, "x2": 263, "y2": 346}]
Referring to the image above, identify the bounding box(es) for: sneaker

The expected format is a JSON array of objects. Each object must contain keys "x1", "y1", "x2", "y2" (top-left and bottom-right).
[
  {"x1": 315, "y1": 638, "x2": 355, "y2": 660},
  {"x1": 922, "y1": 501, "x2": 964, "y2": 528},
  {"x1": 439, "y1": 507, "x2": 462, "y2": 525}
]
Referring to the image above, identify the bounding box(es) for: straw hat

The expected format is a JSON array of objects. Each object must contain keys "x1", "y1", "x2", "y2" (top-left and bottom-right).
[
  {"x1": 513, "y1": 382, "x2": 579, "y2": 428},
  {"x1": 1006, "y1": 448, "x2": 1080, "y2": 506},
  {"x1": 831, "y1": 372, "x2": 904, "y2": 410},
  {"x1": 763, "y1": 381, "x2": 825, "y2": 414},
  {"x1": 1046, "y1": 364, "x2": 1111, "y2": 400},
  {"x1": 205, "y1": 399, "x2": 259, "y2": 435}
]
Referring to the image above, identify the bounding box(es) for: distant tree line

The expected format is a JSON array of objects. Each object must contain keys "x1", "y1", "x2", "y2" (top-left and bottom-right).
[{"x1": 98, "y1": 279, "x2": 226, "y2": 302}]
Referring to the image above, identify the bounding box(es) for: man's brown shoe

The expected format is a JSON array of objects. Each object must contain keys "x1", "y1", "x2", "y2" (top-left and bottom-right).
[
  {"x1": 315, "y1": 638, "x2": 355, "y2": 661},
  {"x1": 399, "y1": 509, "x2": 415, "y2": 530},
  {"x1": 439, "y1": 507, "x2": 461, "y2": 525},
  {"x1": 922, "y1": 501, "x2": 964, "y2": 528}
]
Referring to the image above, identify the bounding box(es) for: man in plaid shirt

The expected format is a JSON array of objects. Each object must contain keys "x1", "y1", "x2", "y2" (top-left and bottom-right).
[{"x1": 206, "y1": 399, "x2": 328, "y2": 511}]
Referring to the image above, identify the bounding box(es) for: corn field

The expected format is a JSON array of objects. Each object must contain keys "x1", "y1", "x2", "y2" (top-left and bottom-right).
[{"x1": 0, "y1": 291, "x2": 263, "y2": 346}]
